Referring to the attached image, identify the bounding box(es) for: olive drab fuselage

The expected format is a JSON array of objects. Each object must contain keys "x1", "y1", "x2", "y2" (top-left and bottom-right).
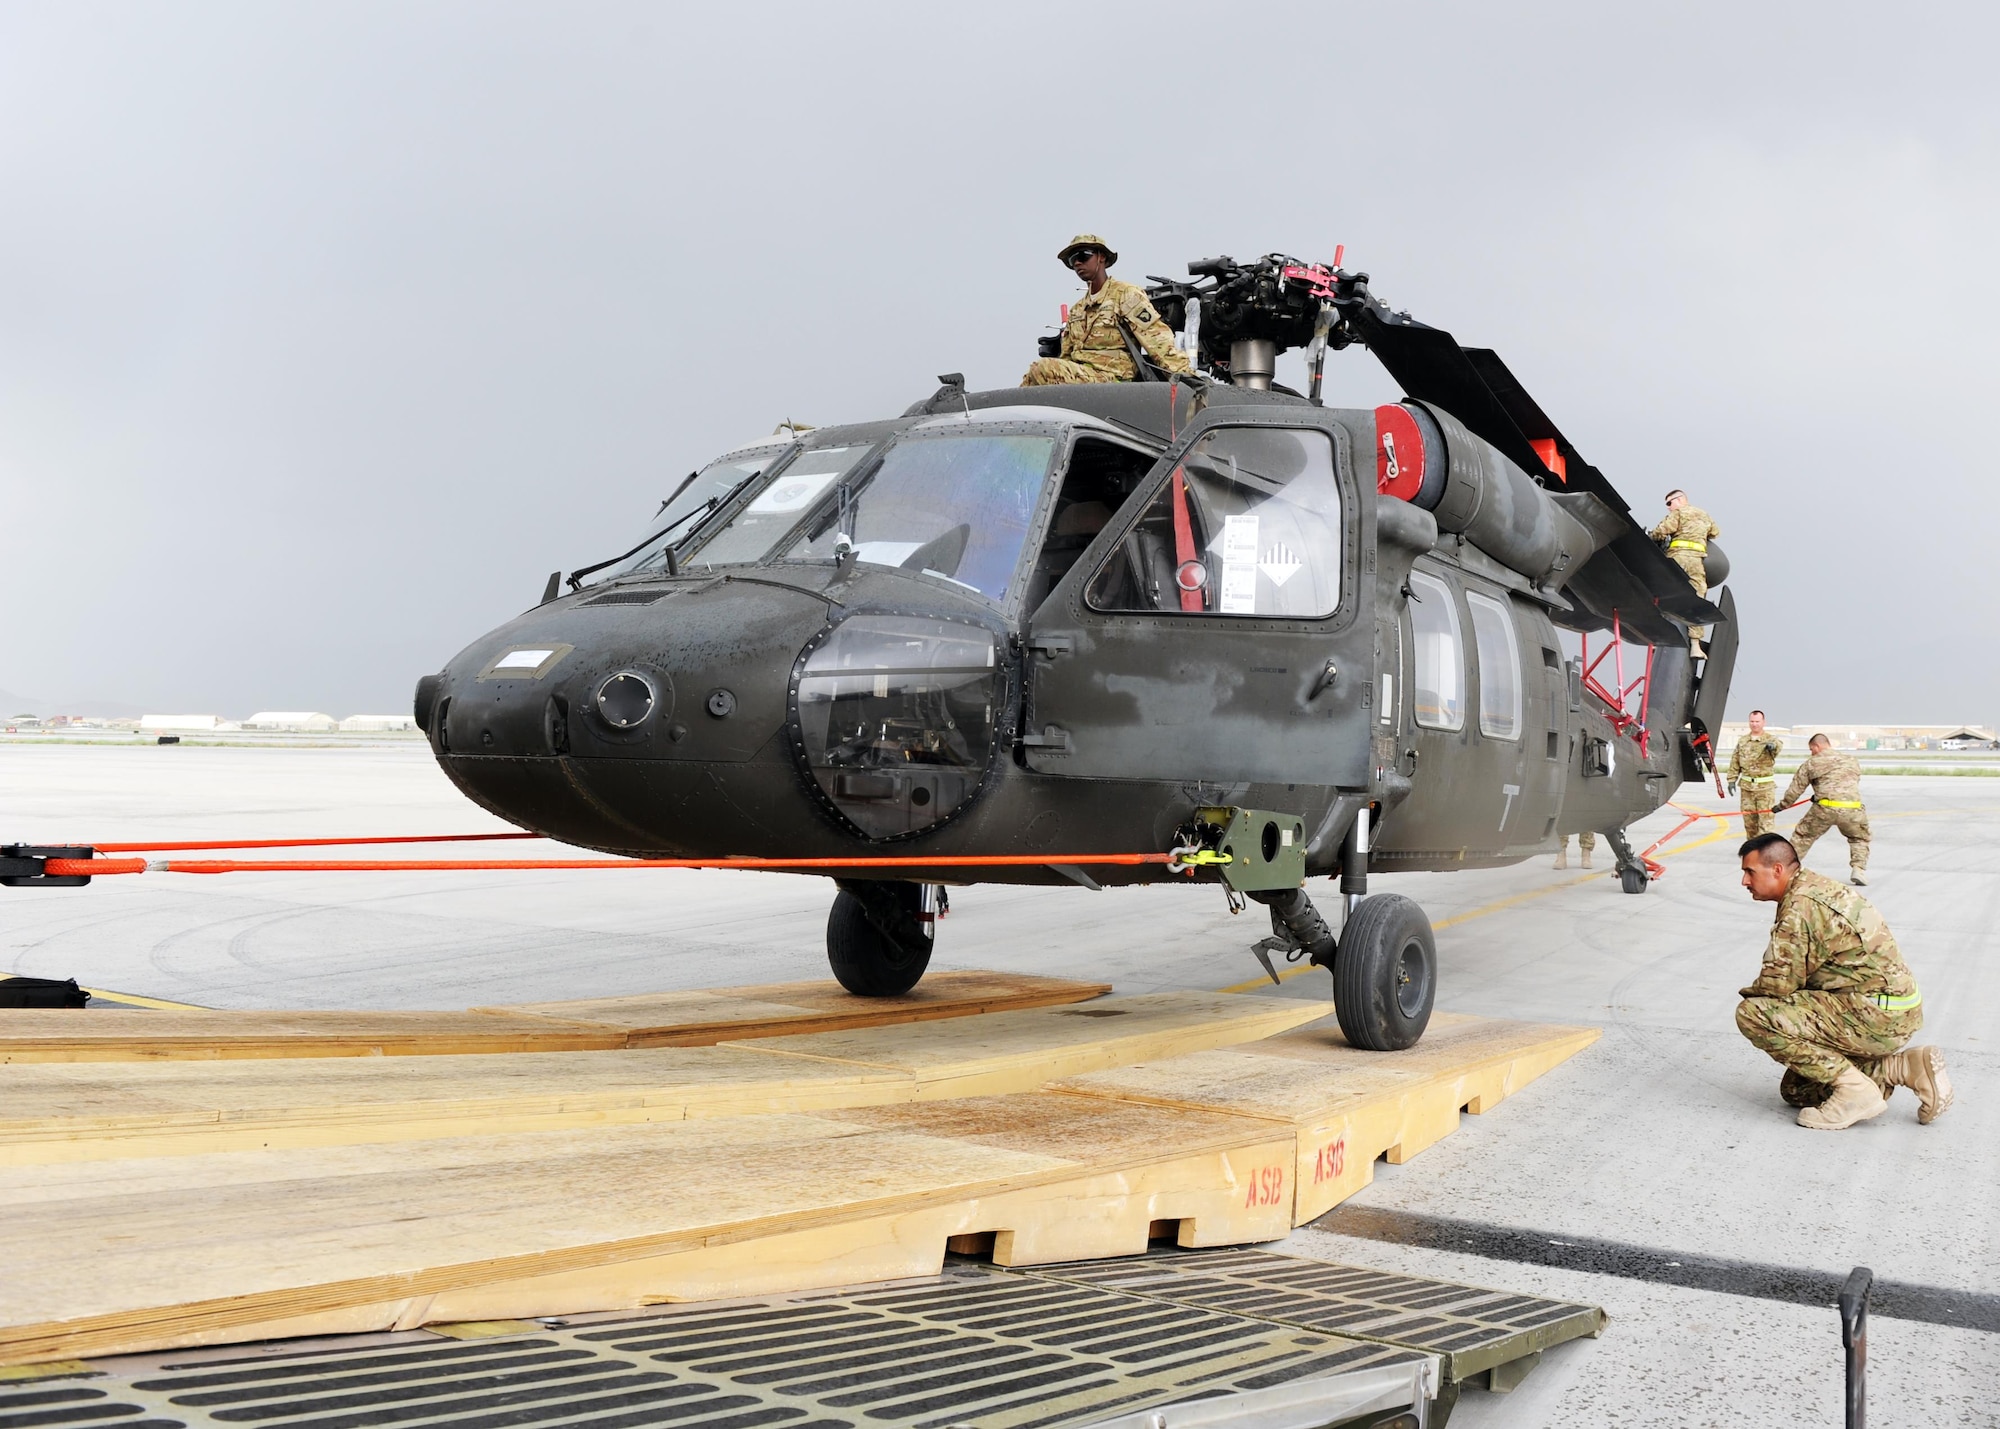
[{"x1": 419, "y1": 378, "x2": 1729, "y2": 886}]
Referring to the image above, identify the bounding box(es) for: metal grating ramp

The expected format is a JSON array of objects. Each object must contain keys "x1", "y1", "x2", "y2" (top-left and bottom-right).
[
  {"x1": 1022, "y1": 1249, "x2": 1604, "y2": 1393},
  {"x1": 21, "y1": 1264, "x2": 1435, "y2": 1429},
  {"x1": 0, "y1": 1381, "x2": 183, "y2": 1429}
]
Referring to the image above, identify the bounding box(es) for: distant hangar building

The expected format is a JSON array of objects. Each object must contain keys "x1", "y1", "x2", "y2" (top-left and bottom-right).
[
  {"x1": 338, "y1": 714, "x2": 416, "y2": 732},
  {"x1": 242, "y1": 711, "x2": 338, "y2": 732}
]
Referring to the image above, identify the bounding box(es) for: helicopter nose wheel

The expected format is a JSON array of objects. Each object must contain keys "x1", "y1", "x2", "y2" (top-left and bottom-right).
[
  {"x1": 1328, "y1": 893, "x2": 1436, "y2": 1051},
  {"x1": 827, "y1": 879, "x2": 935, "y2": 997}
]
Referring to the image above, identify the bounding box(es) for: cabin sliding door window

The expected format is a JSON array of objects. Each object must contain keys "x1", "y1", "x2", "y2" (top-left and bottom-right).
[
  {"x1": 1466, "y1": 591, "x2": 1522, "y2": 739},
  {"x1": 1408, "y1": 570, "x2": 1464, "y2": 731},
  {"x1": 1085, "y1": 427, "x2": 1341, "y2": 617}
]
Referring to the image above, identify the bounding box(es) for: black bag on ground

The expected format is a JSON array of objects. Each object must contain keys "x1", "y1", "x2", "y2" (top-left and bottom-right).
[{"x1": 0, "y1": 975, "x2": 90, "y2": 1008}]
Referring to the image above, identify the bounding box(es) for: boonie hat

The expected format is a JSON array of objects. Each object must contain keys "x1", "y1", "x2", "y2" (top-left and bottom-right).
[{"x1": 1057, "y1": 233, "x2": 1118, "y2": 267}]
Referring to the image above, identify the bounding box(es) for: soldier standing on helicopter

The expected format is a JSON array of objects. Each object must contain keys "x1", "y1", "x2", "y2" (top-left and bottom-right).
[
  {"x1": 1022, "y1": 234, "x2": 1191, "y2": 387},
  {"x1": 1650, "y1": 489, "x2": 1719, "y2": 657}
]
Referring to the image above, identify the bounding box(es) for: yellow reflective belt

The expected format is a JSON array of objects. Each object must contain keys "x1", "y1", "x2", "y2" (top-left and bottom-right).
[
  {"x1": 1816, "y1": 799, "x2": 1863, "y2": 808},
  {"x1": 1739, "y1": 775, "x2": 1775, "y2": 785},
  {"x1": 1873, "y1": 988, "x2": 1921, "y2": 1012},
  {"x1": 1669, "y1": 539, "x2": 1708, "y2": 552}
]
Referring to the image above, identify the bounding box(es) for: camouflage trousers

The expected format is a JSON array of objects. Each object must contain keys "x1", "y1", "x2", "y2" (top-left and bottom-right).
[
  {"x1": 1791, "y1": 804, "x2": 1871, "y2": 872},
  {"x1": 1670, "y1": 551, "x2": 1708, "y2": 645},
  {"x1": 1021, "y1": 355, "x2": 1132, "y2": 386},
  {"x1": 1737, "y1": 989, "x2": 1921, "y2": 1101},
  {"x1": 1738, "y1": 781, "x2": 1777, "y2": 837}
]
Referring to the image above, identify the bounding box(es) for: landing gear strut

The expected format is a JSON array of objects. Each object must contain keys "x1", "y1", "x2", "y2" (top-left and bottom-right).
[
  {"x1": 827, "y1": 880, "x2": 935, "y2": 996},
  {"x1": 1247, "y1": 808, "x2": 1435, "y2": 1052}
]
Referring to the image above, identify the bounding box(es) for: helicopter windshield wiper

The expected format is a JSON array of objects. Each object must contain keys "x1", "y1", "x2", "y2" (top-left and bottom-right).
[{"x1": 566, "y1": 469, "x2": 765, "y2": 591}]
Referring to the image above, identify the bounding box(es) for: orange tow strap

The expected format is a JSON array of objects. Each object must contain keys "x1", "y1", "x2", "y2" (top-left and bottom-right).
[{"x1": 43, "y1": 852, "x2": 1181, "y2": 878}]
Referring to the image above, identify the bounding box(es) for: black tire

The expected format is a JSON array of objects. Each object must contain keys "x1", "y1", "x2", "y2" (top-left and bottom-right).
[
  {"x1": 1620, "y1": 865, "x2": 1649, "y2": 895},
  {"x1": 827, "y1": 881, "x2": 933, "y2": 997},
  {"x1": 1332, "y1": 893, "x2": 1436, "y2": 1051}
]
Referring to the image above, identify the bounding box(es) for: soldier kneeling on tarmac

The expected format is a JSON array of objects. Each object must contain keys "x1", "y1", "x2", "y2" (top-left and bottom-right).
[
  {"x1": 1022, "y1": 234, "x2": 1191, "y2": 387},
  {"x1": 1734, "y1": 832, "x2": 1952, "y2": 1130}
]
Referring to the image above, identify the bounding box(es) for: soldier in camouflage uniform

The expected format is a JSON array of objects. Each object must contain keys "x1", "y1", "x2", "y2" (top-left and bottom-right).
[
  {"x1": 1735, "y1": 832, "x2": 1952, "y2": 1129},
  {"x1": 1648, "y1": 489, "x2": 1720, "y2": 656},
  {"x1": 1023, "y1": 235, "x2": 1192, "y2": 387},
  {"x1": 1553, "y1": 831, "x2": 1594, "y2": 869},
  {"x1": 1780, "y1": 733, "x2": 1871, "y2": 884},
  {"x1": 1727, "y1": 709, "x2": 1785, "y2": 837}
]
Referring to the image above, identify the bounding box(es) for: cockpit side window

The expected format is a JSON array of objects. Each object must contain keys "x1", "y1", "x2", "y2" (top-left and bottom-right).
[
  {"x1": 1084, "y1": 426, "x2": 1343, "y2": 618},
  {"x1": 1021, "y1": 437, "x2": 1157, "y2": 613}
]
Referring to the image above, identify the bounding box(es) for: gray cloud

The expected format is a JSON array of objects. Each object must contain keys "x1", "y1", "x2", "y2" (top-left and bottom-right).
[{"x1": 3, "y1": 0, "x2": 1995, "y2": 722}]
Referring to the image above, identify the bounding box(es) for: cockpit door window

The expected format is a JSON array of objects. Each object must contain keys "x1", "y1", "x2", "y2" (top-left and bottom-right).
[{"x1": 1084, "y1": 427, "x2": 1342, "y2": 618}]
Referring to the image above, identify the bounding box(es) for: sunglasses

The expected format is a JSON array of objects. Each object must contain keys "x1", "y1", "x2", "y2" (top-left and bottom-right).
[{"x1": 1068, "y1": 250, "x2": 1100, "y2": 267}]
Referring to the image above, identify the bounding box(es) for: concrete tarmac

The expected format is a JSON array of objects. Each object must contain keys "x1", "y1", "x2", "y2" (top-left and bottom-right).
[{"x1": 3, "y1": 742, "x2": 1995, "y2": 1425}]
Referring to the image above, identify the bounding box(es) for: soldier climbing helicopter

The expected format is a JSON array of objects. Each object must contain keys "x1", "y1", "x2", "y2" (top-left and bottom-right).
[{"x1": 404, "y1": 247, "x2": 1738, "y2": 1052}]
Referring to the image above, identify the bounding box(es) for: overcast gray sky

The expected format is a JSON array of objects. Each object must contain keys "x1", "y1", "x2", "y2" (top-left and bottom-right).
[{"x1": 3, "y1": 1, "x2": 1995, "y2": 723}]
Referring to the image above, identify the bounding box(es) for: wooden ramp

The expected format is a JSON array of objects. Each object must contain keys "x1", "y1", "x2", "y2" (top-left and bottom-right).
[
  {"x1": 0, "y1": 971, "x2": 1108, "y2": 1062},
  {"x1": 0, "y1": 976, "x2": 1598, "y2": 1367}
]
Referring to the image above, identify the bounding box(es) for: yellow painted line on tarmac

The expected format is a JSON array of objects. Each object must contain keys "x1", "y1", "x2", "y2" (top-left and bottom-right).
[{"x1": 80, "y1": 986, "x2": 210, "y2": 1011}]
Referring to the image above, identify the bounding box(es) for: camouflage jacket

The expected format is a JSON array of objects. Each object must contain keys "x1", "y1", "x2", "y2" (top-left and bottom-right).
[
  {"x1": 1782, "y1": 750, "x2": 1864, "y2": 809},
  {"x1": 1649, "y1": 505, "x2": 1719, "y2": 553},
  {"x1": 1727, "y1": 732, "x2": 1784, "y2": 783},
  {"x1": 1741, "y1": 867, "x2": 1916, "y2": 1000},
  {"x1": 1061, "y1": 278, "x2": 1192, "y2": 380}
]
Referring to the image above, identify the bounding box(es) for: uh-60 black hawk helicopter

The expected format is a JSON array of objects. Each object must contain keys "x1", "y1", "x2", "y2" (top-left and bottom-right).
[{"x1": 414, "y1": 253, "x2": 1737, "y2": 1053}]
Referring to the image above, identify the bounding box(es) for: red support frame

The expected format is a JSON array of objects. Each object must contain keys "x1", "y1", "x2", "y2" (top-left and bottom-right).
[{"x1": 1578, "y1": 610, "x2": 1656, "y2": 758}]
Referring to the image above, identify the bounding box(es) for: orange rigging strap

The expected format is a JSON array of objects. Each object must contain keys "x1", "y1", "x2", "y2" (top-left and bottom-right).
[{"x1": 1169, "y1": 465, "x2": 1204, "y2": 612}]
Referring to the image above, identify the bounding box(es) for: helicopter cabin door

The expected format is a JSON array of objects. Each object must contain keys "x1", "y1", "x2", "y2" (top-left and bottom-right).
[{"x1": 1021, "y1": 412, "x2": 1373, "y2": 791}]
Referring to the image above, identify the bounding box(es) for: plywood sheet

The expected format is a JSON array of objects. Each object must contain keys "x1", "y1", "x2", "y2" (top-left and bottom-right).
[
  {"x1": 0, "y1": 993, "x2": 1328, "y2": 1165},
  {"x1": 481, "y1": 969, "x2": 1112, "y2": 1046},
  {"x1": 0, "y1": 1010, "x2": 624, "y2": 1064},
  {"x1": 0, "y1": 972, "x2": 1110, "y2": 1063},
  {"x1": 736, "y1": 991, "x2": 1337, "y2": 1099}
]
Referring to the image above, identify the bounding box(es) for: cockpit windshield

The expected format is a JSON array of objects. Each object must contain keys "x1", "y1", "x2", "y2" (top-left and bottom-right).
[
  {"x1": 680, "y1": 445, "x2": 874, "y2": 571},
  {"x1": 781, "y1": 432, "x2": 1056, "y2": 602},
  {"x1": 615, "y1": 442, "x2": 793, "y2": 578}
]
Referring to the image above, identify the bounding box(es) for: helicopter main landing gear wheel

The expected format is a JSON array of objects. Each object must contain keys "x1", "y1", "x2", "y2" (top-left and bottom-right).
[
  {"x1": 1331, "y1": 893, "x2": 1436, "y2": 1051},
  {"x1": 827, "y1": 879, "x2": 934, "y2": 997}
]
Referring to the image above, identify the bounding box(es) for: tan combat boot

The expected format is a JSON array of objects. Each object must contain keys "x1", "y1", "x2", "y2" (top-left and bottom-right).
[
  {"x1": 1553, "y1": 849, "x2": 1568, "y2": 870},
  {"x1": 1581, "y1": 849, "x2": 1593, "y2": 869},
  {"x1": 1796, "y1": 1066, "x2": 1888, "y2": 1130},
  {"x1": 1881, "y1": 1046, "x2": 1954, "y2": 1124},
  {"x1": 1851, "y1": 870, "x2": 1868, "y2": 886}
]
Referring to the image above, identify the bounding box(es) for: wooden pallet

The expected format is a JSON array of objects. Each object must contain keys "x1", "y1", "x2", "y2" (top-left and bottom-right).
[
  {"x1": 0, "y1": 993, "x2": 1324, "y2": 1166},
  {"x1": 0, "y1": 971, "x2": 1109, "y2": 1063}
]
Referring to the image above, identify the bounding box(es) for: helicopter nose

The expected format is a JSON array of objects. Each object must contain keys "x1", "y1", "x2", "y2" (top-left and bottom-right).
[{"x1": 420, "y1": 579, "x2": 832, "y2": 848}]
